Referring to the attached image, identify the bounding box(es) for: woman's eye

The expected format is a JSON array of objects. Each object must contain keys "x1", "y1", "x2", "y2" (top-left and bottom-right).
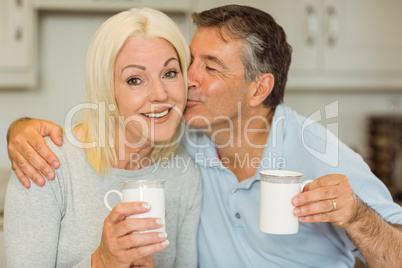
[
  {"x1": 127, "y1": 77, "x2": 141, "y2": 86},
  {"x1": 164, "y1": 70, "x2": 178, "y2": 79}
]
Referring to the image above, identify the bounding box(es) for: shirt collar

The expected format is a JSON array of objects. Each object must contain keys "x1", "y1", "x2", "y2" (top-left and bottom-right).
[{"x1": 182, "y1": 105, "x2": 288, "y2": 173}]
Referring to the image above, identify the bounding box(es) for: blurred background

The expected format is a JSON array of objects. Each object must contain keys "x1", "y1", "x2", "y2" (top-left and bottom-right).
[{"x1": 1, "y1": 0, "x2": 402, "y2": 267}]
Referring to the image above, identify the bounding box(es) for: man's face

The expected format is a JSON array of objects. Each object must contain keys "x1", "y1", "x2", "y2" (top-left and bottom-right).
[{"x1": 184, "y1": 27, "x2": 254, "y2": 132}]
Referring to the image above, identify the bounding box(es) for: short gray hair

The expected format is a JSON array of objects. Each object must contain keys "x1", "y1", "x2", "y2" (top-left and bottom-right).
[{"x1": 192, "y1": 5, "x2": 292, "y2": 108}]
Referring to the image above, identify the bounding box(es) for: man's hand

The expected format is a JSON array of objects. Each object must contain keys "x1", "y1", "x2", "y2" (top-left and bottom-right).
[
  {"x1": 291, "y1": 174, "x2": 359, "y2": 229},
  {"x1": 292, "y1": 174, "x2": 402, "y2": 267},
  {"x1": 7, "y1": 118, "x2": 63, "y2": 188}
]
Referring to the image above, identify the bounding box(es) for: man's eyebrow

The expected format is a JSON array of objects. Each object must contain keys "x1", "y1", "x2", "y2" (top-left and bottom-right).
[
  {"x1": 121, "y1": 64, "x2": 146, "y2": 74},
  {"x1": 202, "y1": 55, "x2": 227, "y2": 69}
]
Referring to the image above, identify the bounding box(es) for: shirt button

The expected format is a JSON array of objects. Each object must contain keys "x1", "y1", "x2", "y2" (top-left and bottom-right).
[
  {"x1": 232, "y1": 190, "x2": 238, "y2": 194},
  {"x1": 235, "y1": 213, "x2": 241, "y2": 219}
]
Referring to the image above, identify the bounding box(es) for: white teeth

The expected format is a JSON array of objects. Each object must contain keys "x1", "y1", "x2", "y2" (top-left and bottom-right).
[{"x1": 143, "y1": 109, "x2": 169, "y2": 118}]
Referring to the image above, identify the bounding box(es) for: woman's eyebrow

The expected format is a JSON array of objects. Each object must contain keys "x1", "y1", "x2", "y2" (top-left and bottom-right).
[
  {"x1": 121, "y1": 58, "x2": 178, "y2": 74},
  {"x1": 164, "y1": 57, "x2": 179, "y2": 66},
  {"x1": 121, "y1": 64, "x2": 146, "y2": 74}
]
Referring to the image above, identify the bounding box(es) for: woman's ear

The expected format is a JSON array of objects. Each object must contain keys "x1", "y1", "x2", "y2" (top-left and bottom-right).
[{"x1": 249, "y1": 73, "x2": 274, "y2": 107}]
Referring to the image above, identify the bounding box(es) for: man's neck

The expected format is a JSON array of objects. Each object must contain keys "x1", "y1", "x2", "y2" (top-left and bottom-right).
[{"x1": 207, "y1": 108, "x2": 275, "y2": 182}]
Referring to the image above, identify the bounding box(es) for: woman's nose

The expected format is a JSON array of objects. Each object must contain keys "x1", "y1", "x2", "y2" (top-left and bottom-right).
[{"x1": 149, "y1": 80, "x2": 168, "y2": 102}]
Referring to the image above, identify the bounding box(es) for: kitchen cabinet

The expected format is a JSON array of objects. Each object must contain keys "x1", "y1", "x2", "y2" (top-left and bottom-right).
[
  {"x1": 33, "y1": 0, "x2": 192, "y2": 13},
  {"x1": 0, "y1": 0, "x2": 36, "y2": 88},
  {"x1": 195, "y1": 0, "x2": 402, "y2": 90},
  {"x1": 0, "y1": 0, "x2": 192, "y2": 90}
]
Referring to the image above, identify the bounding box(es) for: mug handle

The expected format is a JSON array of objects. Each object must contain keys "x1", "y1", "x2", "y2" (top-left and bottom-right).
[
  {"x1": 300, "y1": 179, "x2": 314, "y2": 192},
  {"x1": 104, "y1": 190, "x2": 122, "y2": 211}
]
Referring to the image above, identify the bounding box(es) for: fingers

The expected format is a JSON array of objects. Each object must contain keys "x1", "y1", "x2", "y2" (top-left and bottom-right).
[
  {"x1": 105, "y1": 202, "x2": 166, "y2": 245},
  {"x1": 40, "y1": 120, "x2": 63, "y2": 147},
  {"x1": 114, "y1": 218, "x2": 165, "y2": 237},
  {"x1": 10, "y1": 151, "x2": 46, "y2": 187},
  {"x1": 106, "y1": 202, "x2": 165, "y2": 235},
  {"x1": 7, "y1": 119, "x2": 62, "y2": 187},
  {"x1": 101, "y1": 236, "x2": 168, "y2": 266},
  {"x1": 117, "y1": 231, "x2": 168, "y2": 251},
  {"x1": 27, "y1": 122, "x2": 61, "y2": 169},
  {"x1": 294, "y1": 199, "x2": 339, "y2": 222},
  {"x1": 292, "y1": 175, "x2": 348, "y2": 206},
  {"x1": 11, "y1": 161, "x2": 31, "y2": 188},
  {"x1": 295, "y1": 198, "x2": 355, "y2": 225},
  {"x1": 24, "y1": 139, "x2": 56, "y2": 178},
  {"x1": 297, "y1": 211, "x2": 340, "y2": 223},
  {"x1": 292, "y1": 174, "x2": 358, "y2": 228},
  {"x1": 108, "y1": 202, "x2": 152, "y2": 224},
  {"x1": 26, "y1": 135, "x2": 60, "y2": 174},
  {"x1": 96, "y1": 202, "x2": 168, "y2": 267},
  {"x1": 130, "y1": 256, "x2": 154, "y2": 268},
  {"x1": 93, "y1": 236, "x2": 166, "y2": 268},
  {"x1": 293, "y1": 185, "x2": 339, "y2": 206},
  {"x1": 125, "y1": 239, "x2": 169, "y2": 260}
]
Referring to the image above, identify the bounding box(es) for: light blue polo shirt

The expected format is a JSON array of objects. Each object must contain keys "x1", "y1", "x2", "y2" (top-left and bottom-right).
[{"x1": 182, "y1": 104, "x2": 402, "y2": 268}]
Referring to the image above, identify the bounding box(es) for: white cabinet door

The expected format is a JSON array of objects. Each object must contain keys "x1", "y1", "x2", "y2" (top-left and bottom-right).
[
  {"x1": 196, "y1": 0, "x2": 402, "y2": 90},
  {"x1": 194, "y1": 0, "x2": 319, "y2": 71},
  {"x1": 323, "y1": 0, "x2": 402, "y2": 73},
  {"x1": 0, "y1": 0, "x2": 35, "y2": 88},
  {"x1": 258, "y1": 0, "x2": 321, "y2": 72}
]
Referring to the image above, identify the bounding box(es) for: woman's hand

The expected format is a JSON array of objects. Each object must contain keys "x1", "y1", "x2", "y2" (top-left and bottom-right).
[
  {"x1": 91, "y1": 202, "x2": 168, "y2": 268},
  {"x1": 130, "y1": 256, "x2": 155, "y2": 267}
]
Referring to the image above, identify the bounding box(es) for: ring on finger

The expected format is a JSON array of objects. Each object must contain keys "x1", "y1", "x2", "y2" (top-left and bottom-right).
[{"x1": 331, "y1": 199, "x2": 337, "y2": 212}]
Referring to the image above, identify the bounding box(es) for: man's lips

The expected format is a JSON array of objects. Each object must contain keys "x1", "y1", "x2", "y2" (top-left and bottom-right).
[{"x1": 186, "y1": 98, "x2": 201, "y2": 107}]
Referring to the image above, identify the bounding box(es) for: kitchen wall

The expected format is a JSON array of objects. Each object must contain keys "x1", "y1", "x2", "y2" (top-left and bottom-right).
[
  {"x1": 1, "y1": 9, "x2": 402, "y2": 170},
  {"x1": 0, "y1": 5, "x2": 401, "y2": 267}
]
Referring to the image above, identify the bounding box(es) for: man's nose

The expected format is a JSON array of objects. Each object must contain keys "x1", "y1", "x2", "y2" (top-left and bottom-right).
[{"x1": 187, "y1": 61, "x2": 200, "y2": 90}]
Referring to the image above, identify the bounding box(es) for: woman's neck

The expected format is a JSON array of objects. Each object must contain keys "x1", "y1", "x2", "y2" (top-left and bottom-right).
[
  {"x1": 74, "y1": 123, "x2": 153, "y2": 171},
  {"x1": 114, "y1": 124, "x2": 153, "y2": 170}
]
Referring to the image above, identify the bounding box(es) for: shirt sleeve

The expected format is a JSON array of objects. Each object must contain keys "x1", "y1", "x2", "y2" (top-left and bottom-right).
[
  {"x1": 338, "y1": 150, "x2": 402, "y2": 223},
  {"x1": 4, "y1": 171, "x2": 65, "y2": 267},
  {"x1": 333, "y1": 150, "x2": 402, "y2": 263},
  {"x1": 173, "y1": 167, "x2": 202, "y2": 268}
]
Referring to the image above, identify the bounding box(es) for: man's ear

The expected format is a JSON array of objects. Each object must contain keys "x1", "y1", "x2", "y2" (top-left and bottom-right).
[{"x1": 249, "y1": 73, "x2": 274, "y2": 107}]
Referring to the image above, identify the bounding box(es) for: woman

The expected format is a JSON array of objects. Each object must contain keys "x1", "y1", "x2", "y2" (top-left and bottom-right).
[{"x1": 4, "y1": 8, "x2": 201, "y2": 268}]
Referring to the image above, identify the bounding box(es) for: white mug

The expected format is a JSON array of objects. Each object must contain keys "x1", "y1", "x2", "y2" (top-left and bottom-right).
[
  {"x1": 104, "y1": 180, "x2": 166, "y2": 233},
  {"x1": 259, "y1": 170, "x2": 313, "y2": 235}
]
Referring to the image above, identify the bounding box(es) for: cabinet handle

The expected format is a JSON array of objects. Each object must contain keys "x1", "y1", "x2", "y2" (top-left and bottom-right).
[
  {"x1": 14, "y1": 0, "x2": 24, "y2": 41},
  {"x1": 306, "y1": 5, "x2": 318, "y2": 46},
  {"x1": 327, "y1": 5, "x2": 338, "y2": 47}
]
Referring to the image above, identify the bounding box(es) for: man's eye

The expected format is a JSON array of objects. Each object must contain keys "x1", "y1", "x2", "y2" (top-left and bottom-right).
[
  {"x1": 127, "y1": 77, "x2": 141, "y2": 86},
  {"x1": 164, "y1": 71, "x2": 178, "y2": 79},
  {"x1": 206, "y1": 66, "x2": 216, "y2": 72}
]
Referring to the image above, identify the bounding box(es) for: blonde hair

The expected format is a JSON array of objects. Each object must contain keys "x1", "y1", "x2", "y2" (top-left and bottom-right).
[{"x1": 81, "y1": 8, "x2": 190, "y2": 175}]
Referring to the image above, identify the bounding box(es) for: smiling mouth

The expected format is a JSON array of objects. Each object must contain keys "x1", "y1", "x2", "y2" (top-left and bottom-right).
[{"x1": 142, "y1": 108, "x2": 172, "y2": 118}]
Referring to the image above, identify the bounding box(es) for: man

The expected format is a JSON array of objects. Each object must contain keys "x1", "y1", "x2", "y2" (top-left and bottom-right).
[{"x1": 7, "y1": 5, "x2": 402, "y2": 267}]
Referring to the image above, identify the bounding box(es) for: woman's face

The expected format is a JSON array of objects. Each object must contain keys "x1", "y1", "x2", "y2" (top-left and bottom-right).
[{"x1": 114, "y1": 37, "x2": 186, "y2": 145}]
